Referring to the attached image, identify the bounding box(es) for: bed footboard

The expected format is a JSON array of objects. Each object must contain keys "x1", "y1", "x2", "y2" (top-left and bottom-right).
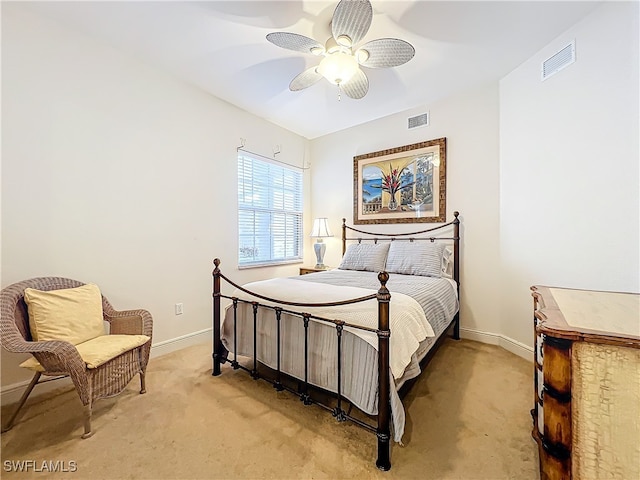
[
  {"x1": 375, "y1": 274, "x2": 391, "y2": 470},
  {"x1": 212, "y1": 259, "x2": 393, "y2": 471},
  {"x1": 212, "y1": 259, "x2": 222, "y2": 377}
]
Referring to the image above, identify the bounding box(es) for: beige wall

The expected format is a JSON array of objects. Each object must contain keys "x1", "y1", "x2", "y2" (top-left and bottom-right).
[
  {"x1": 1, "y1": 5, "x2": 309, "y2": 389},
  {"x1": 309, "y1": 82, "x2": 503, "y2": 341},
  {"x1": 499, "y1": 1, "x2": 639, "y2": 346}
]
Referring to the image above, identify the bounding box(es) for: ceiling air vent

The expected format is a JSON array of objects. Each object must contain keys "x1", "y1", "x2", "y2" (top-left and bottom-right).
[
  {"x1": 542, "y1": 41, "x2": 575, "y2": 81},
  {"x1": 408, "y1": 112, "x2": 429, "y2": 129}
]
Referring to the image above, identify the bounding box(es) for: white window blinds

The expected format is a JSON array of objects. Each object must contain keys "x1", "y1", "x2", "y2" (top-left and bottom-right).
[{"x1": 237, "y1": 151, "x2": 303, "y2": 267}]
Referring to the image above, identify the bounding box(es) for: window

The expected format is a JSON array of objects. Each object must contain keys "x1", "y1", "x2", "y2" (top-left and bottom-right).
[{"x1": 238, "y1": 151, "x2": 303, "y2": 267}]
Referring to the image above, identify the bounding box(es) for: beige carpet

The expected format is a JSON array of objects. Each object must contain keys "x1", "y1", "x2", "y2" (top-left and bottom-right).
[{"x1": 1, "y1": 339, "x2": 539, "y2": 479}]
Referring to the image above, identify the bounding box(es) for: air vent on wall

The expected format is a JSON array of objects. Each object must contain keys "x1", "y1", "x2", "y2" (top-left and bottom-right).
[
  {"x1": 542, "y1": 41, "x2": 576, "y2": 81},
  {"x1": 408, "y1": 112, "x2": 429, "y2": 129}
]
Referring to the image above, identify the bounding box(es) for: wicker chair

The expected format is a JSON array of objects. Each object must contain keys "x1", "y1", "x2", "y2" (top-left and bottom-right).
[{"x1": 0, "y1": 277, "x2": 153, "y2": 438}]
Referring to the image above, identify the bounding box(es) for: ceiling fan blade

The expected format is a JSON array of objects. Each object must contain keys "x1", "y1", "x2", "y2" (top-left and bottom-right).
[
  {"x1": 356, "y1": 38, "x2": 415, "y2": 68},
  {"x1": 266, "y1": 32, "x2": 324, "y2": 55},
  {"x1": 340, "y1": 68, "x2": 369, "y2": 99},
  {"x1": 331, "y1": 0, "x2": 373, "y2": 47},
  {"x1": 289, "y1": 67, "x2": 323, "y2": 91}
]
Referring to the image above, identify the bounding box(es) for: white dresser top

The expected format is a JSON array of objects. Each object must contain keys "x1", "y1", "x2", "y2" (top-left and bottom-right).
[{"x1": 549, "y1": 288, "x2": 640, "y2": 338}]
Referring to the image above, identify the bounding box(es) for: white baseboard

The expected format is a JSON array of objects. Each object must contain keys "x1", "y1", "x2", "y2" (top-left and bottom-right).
[
  {"x1": 1, "y1": 376, "x2": 74, "y2": 408},
  {"x1": 149, "y1": 328, "x2": 211, "y2": 359},
  {"x1": 1, "y1": 328, "x2": 212, "y2": 406},
  {"x1": 460, "y1": 327, "x2": 533, "y2": 362}
]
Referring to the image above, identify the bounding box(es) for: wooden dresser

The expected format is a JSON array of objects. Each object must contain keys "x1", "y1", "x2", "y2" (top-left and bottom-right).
[{"x1": 531, "y1": 286, "x2": 640, "y2": 480}]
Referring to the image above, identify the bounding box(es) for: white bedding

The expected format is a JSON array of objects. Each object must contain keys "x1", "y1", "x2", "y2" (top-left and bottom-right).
[{"x1": 229, "y1": 277, "x2": 434, "y2": 379}]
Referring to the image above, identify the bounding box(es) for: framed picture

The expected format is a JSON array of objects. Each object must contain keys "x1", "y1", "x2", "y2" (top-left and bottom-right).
[{"x1": 353, "y1": 138, "x2": 447, "y2": 224}]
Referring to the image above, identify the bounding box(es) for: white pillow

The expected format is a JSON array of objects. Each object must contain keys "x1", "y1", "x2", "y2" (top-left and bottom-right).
[
  {"x1": 338, "y1": 242, "x2": 390, "y2": 272},
  {"x1": 441, "y1": 247, "x2": 454, "y2": 278},
  {"x1": 385, "y1": 241, "x2": 447, "y2": 277}
]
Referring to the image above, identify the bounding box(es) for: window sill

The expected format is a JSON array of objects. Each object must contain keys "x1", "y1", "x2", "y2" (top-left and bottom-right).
[{"x1": 238, "y1": 260, "x2": 303, "y2": 270}]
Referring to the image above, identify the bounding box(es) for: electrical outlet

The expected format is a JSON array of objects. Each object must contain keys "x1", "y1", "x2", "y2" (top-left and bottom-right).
[{"x1": 175, "y1": 303, "x2": 183, "y2": 315}]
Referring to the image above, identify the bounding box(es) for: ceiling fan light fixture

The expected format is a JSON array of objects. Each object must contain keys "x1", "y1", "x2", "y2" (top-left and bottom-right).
[
  {"x1": 266, "y1": 0, "x2": 414, "y2": 99},
  {"x1": 317, "y1": 52, "x2": 359, "y2": 85}
]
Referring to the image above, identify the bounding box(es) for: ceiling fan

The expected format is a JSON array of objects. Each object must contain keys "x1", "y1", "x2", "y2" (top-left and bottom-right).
[{"x1": 266, "y1": 0, "x2": 415, "y2": 100}]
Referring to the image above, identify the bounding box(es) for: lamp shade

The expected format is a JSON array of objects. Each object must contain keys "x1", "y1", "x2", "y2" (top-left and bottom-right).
[{"x1": 310, "y1": 218, "x2": 333, "y2": 238}]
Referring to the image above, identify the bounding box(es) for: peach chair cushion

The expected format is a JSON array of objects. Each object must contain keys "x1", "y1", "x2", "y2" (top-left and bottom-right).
[{"x1": 20, "y1": 334, "x2": 151, "y2": 371}]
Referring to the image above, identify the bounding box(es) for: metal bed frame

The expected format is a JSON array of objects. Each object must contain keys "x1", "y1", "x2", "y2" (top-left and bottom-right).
[{"x1": 212, "y1": 211, "x2": 460, "y2": 470}]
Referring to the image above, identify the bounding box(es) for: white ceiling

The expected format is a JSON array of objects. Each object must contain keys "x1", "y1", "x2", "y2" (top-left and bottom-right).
[{"x1": 22, "y1": 1, "x2": 601, "y2": 139}]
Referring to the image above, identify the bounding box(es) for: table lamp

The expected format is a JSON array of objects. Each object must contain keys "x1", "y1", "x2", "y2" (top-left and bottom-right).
[{"x1": 310, "y1": 217, "x2": 333, "y2": 269}]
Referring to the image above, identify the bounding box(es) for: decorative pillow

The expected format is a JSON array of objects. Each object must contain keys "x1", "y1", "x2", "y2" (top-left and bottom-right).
[
  {"x1": 24, "y1": 284, "x2": 105, "y2": 345},
  {"x1": 385, "y1": 241, "x2": 447, "y2": 277},
  {"x1": 338, "y1": 242, "x2": 390, "y2": 272}
]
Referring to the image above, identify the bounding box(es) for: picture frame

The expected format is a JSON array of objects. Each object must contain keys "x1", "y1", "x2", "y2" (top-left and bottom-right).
[{"x1": 353, "y1": 138, "x2": 447, "y2": 224}]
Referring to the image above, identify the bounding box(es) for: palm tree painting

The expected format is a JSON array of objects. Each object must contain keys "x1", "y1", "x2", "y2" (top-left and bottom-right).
[
  {"x1": 355, "y1": 137, "x2": 446, "y2": 224},
  {"x1": 362, "y1": 154, "x2": 436, "y2": 213},
  {"x1": 367, "y1": 162, "x2": 415, "y2": 211}
]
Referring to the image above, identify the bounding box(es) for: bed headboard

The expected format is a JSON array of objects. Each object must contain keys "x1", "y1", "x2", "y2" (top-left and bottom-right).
[{"x1": 341, "y1": 211, "x2": 460, "y2": 289}]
